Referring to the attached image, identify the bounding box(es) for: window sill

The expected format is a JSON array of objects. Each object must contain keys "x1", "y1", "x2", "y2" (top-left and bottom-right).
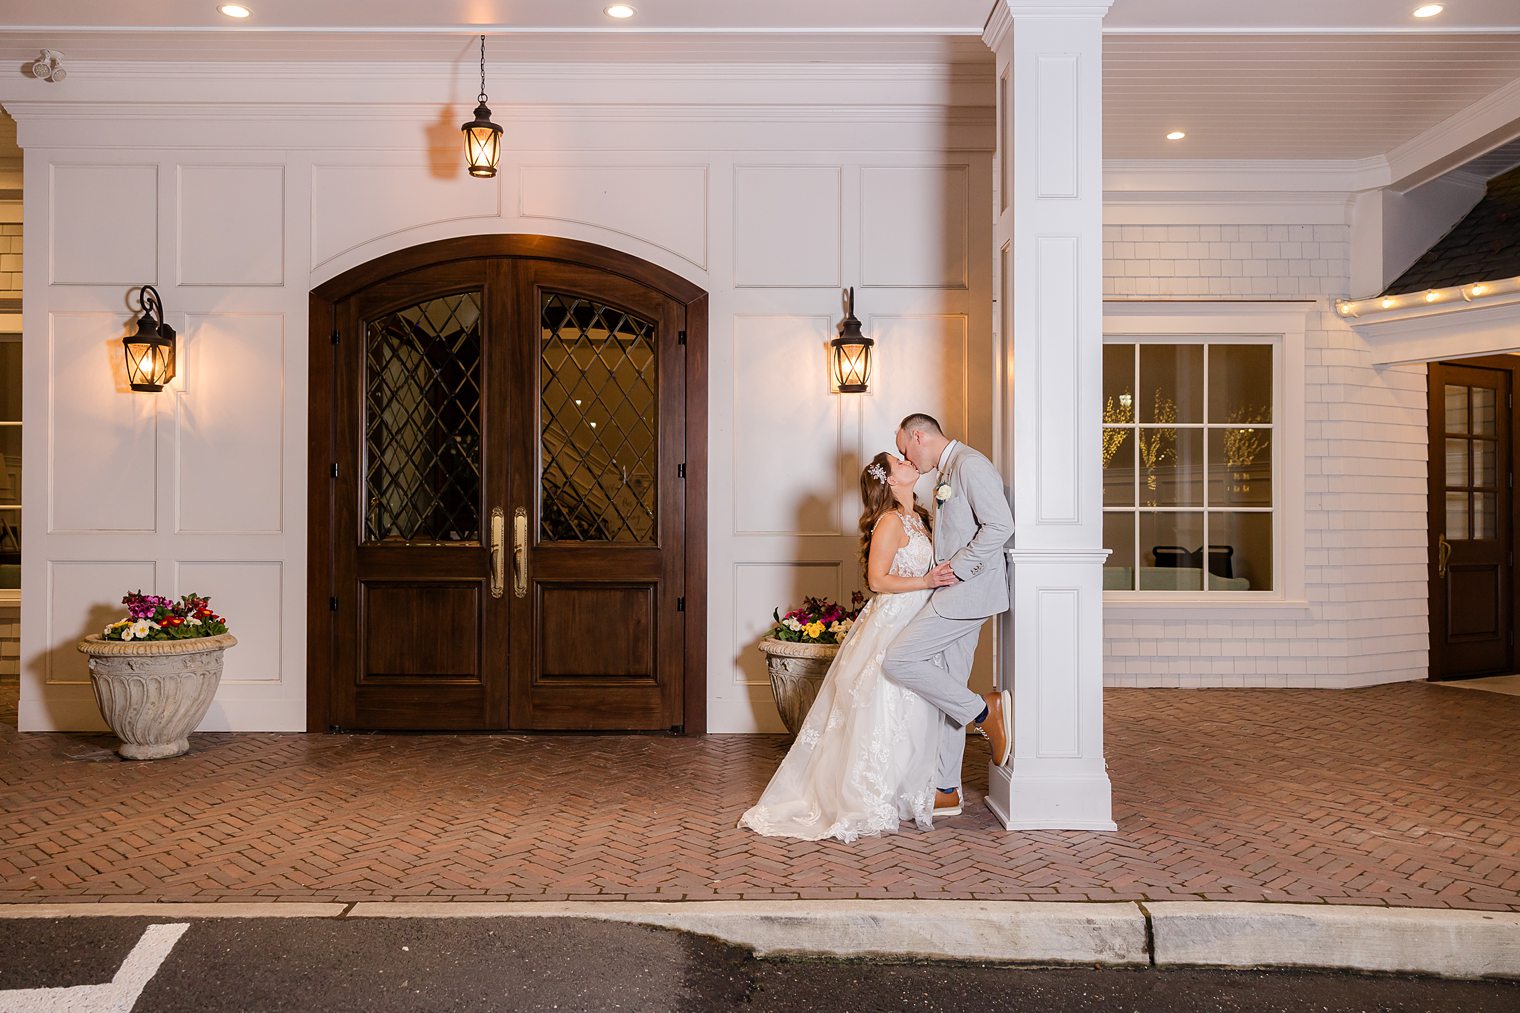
[{"x1": 1103, "y1": 596, "x2": 1312, "y2": 621}]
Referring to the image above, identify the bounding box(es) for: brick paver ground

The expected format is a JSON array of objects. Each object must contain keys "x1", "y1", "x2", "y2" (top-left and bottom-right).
[{"x1": 1, "y1": 683, "x2": 1516, "y2": 909}]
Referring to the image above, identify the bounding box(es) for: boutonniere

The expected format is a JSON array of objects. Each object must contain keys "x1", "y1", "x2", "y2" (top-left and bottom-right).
[{"x1": 934, "y1": 481, "x2": 953, "y2": 506}]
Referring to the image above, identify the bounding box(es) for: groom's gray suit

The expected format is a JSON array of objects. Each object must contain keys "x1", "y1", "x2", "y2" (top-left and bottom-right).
[{"x1": 881, "y1": 440, "x2": 1014, "y2": 789}]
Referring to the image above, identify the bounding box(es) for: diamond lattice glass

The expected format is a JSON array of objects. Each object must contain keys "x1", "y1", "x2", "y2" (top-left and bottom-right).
[{"x1": 363, "y1": 292, "x2": 483, "y2": 544}]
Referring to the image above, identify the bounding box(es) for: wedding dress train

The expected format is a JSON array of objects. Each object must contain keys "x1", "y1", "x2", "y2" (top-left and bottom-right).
[{"x1": 739, "y1": 511, "x2": 941, "y2": 842}]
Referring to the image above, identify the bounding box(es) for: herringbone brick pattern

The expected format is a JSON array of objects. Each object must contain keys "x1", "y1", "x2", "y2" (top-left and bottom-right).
[{"x1": 1, "y1": 683, "x2": 1516, "y2": 909}]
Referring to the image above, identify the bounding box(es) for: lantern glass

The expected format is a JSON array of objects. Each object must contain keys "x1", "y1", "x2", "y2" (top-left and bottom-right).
[
  {"x1": 464, "y1": 118, "x2": 502, "y2": 178},
  {"x1": 831, "y1": 337, "x2": 873, "y2": 393},
  {"x1": 123, "y1": 335, "x2": 175, "y2": 392}
]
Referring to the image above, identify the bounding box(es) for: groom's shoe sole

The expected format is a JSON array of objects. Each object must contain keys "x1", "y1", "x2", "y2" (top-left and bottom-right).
[{"x1": 978, "y1": 691, "x2": 1011, "y2": 767}]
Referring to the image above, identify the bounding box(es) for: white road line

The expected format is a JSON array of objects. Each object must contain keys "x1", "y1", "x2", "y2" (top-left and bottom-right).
[{"x1": 0, "y1": 922, "x2": 189, "y2": 1013}]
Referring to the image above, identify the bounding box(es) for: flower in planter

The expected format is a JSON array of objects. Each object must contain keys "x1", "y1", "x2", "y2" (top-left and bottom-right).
[
  {"x1": 102, "y1": 591, "x2": 231, "y2": 642},
  {"x1": 768, "y1": 592, "x2": 865, "y2": 645}
]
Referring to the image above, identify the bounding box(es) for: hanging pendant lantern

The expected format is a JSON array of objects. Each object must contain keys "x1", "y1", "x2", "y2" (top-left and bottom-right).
[
  {"x1": 122, "y1": 285, "x2": 177, "y2": 392},
  {"x1": 462, "y1": 34, "x2": 504, "y2": 179},
  {"x1": 830, "y1": 287, "x2": 874, "y2": 393}
]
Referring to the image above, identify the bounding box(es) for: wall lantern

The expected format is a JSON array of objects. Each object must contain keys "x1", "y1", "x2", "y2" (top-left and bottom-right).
[
  {"x1": 123, "y1": 285, "x2": 176, "y2": 392},
  {"x1": 461, "y1": 34, "x2": 504, "y2": 179},
  {"x1": 830, "y1": 287, "x2": 874, "y2": 393}
]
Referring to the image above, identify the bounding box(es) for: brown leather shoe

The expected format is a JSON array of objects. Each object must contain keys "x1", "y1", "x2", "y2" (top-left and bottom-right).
[
  {"x1": 932, "y1": 788, "x2": 962, "y2": 817},
  {"x1": 974, "y1": 690, "x2": 1011, "y2": 766}
]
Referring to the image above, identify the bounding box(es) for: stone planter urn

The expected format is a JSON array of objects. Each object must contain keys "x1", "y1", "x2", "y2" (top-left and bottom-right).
[
  {"x1": 76, "y1": 633, "x2": 237, "y2": 759},
  {"x1": 758, "y1": 637, "x2": 840, "y2": 739}
]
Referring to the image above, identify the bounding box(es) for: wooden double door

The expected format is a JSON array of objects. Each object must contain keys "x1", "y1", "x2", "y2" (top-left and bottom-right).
[{"x1": 309, "y1": 238, "x2": 707, "y2": 731}]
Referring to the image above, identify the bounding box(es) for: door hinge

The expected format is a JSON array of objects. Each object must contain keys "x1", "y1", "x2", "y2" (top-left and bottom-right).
[
  {"x1": 678, "y1": 463, "x2": 685, "y2": 479},
  {"x1": 331, "y1": 328, "x2": 340, "y2": 345},
  {"x1": 677, "y1": 596, "x2": 685, "y2": 612},
  {"x1": 330, "y1": 462, "x2": 339, "y2": 479},
  {"x1": 678, "y1": 329, "x2": 687, "y2": 346},
  {"x1": 329, "y1": 596, "x2": 339, "y2": 612}
]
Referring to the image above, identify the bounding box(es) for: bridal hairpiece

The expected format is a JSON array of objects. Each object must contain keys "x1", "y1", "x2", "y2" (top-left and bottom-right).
[{"x1": 867, "y1": 463, "x2": 887, "y2": 484}]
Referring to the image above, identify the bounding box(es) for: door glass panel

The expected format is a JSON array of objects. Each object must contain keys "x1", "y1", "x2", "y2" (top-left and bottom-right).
[
  {"x1": 1471, "y1": 386, "x2": 1497, "y2": 437},
  {"x1": 1472, "y1": 439, "x2": 1497, "y2": 488},
  {"x1": 363, "y1": 292, "x2": 483, "y2": 544},
  {"x1": 1445, "y1": 438, "x2": 1470, "y2": 487},
  {"x1": 540, "y1": 292, "x2": 658, "y2": 543},
  {"x1": 1445, "y1": 385, "x2": 1469, "y2": 435},
  {"x1": 1446, "y1": 492, "x2": 1469, "y2": 541},
  {"x1": 1473, "y1": 492, "x2": 1496, "y2": 540}
]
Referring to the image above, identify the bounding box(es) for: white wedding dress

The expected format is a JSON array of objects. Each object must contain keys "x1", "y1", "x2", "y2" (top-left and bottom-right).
[{"x1": 739, "y1": 510, "x2": 941, "y2": 842}]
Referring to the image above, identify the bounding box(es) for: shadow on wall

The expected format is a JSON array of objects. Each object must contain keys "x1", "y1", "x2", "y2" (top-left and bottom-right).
[{"x1": 26, "y1": 598, "x2": 123, "y2": 730}]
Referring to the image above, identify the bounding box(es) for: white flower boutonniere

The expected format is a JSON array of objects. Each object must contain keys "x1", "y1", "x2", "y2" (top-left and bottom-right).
[{"x1": 934, "y1": 482, "x2": 953, "y2": 506}]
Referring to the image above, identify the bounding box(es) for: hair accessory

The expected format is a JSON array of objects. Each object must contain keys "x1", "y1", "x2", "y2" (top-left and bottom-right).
[{"x1": 867, "y1": 463, "x2": 887, "y2": 484}]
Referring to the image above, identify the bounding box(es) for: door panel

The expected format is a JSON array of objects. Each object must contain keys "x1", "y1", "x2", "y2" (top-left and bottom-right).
[
  {"x1": 509, "y1": 260, "x2": 685, "y2": 730},
  {"x1": 1429, "y1": 361, "x2": 1514, "y2": 680}
]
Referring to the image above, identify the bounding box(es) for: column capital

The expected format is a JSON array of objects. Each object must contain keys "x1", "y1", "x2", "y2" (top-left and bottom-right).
[{"x1": 984, "y1": 1, "x2": 1114, "y2": 51}]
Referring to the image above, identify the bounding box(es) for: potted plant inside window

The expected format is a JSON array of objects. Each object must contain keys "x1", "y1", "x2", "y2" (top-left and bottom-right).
[
  {"x1": 757, "y1": 593, "x2": 862, "y2": 739},
  {"x1": 76, "y1": 591, "x2": 235, "y2": 759}
]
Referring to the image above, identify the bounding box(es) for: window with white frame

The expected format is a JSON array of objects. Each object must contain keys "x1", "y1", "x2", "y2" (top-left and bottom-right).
[
  {"x1": 0, "y1": 334, "x2": 16, "y2": 590},
  {"x1": 1102, "y1": 339, "x2": 1274, "y2": 593}
]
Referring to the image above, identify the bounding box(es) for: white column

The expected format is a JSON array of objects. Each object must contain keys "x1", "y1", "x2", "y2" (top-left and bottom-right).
[{"x1": 985, "y1": 0, "x2": 1115, "y2": 831}]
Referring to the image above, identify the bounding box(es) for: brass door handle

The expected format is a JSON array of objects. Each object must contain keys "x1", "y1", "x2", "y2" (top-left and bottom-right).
[
  {"x1": 489, "y1": 507, "x2": 505, "y2": 598},
  {"x1": 1437, "y1": 534, "x2": 1452, "y2": 578},
  {"x1": 513, "y1": 507, "x2": 528, "y2": 598}
]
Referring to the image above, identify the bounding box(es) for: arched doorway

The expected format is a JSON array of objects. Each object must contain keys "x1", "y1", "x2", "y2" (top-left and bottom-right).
[{"x1": 307, "y1": 236, "x2": 708, "y2": 732}]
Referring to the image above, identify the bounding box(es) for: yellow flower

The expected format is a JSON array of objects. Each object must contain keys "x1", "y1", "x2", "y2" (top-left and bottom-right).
[{"x1": 803, "y1": 621, "x2": 825, "y2": 639}]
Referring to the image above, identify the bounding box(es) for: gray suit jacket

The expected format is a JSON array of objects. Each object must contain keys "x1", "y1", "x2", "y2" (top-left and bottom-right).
[{"x1": 930, "y1": 442, "x2": 1014, "y2": 620}]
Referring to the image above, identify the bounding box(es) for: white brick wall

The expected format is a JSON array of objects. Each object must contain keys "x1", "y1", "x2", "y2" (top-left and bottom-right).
[{"x1": 1102, "y1": 221, "x2": 1429, "y2": 689}]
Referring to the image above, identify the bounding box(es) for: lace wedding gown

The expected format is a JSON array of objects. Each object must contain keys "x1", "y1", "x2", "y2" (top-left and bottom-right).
[{"x1": 739, "y1": 511, "x2": 941, "y2": 842}]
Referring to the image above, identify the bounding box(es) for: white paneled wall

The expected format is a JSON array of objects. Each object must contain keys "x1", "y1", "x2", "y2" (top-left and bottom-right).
[
  {"x1": 1101, "y1": 221, "x2": 1429, "y2": 689},
  {"x1": 9, "y1": 63, "x2": 994, "y2": 732}
]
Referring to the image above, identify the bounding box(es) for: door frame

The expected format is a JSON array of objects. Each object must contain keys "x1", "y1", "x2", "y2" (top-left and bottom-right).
[
  {"x1": 1427, "y1": 354, "x2": 1519, "y2": 681},
  {"x1": 306, "y1": 235, "x2": 709, "y2": 732}
]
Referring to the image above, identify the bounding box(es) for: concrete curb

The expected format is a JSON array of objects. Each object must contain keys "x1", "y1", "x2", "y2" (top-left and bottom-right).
[
  {"x1": 349, "y1": 900, "x2": 1150, "y2": 964},
  {"x1": 1147, "y1": 902, "x2": 1520, "y2": 980},
  {"x1": 1, "y1": 900, "x2": 1516, "y2": 979}
]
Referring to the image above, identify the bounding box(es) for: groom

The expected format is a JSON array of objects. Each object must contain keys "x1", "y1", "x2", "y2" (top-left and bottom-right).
[{"x1": 883, "y1": 413, "x2": 1014, "y2": 818}]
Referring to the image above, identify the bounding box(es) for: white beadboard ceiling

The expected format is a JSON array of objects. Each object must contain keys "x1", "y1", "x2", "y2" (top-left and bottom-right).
[{"x1": 2, "y1": 2, "x2": 1519, "y2": 168}]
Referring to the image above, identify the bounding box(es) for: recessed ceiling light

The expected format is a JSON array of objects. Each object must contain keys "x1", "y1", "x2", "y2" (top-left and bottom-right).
[
  {"x1": 604, "y1": 4, "x2": 636, "y2": 18},
  {"x1": 1165, "y1": 130, "x2": 1186, "y2": 141},
  {"x1": 217, "y1": 3, "x2": 252, "y2": 17},
  {"x1": 1412, "y1": 4, "x2": 1444, "y2": 17}
]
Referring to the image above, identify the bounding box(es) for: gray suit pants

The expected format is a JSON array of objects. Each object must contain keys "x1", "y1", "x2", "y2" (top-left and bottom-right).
[{"x1": 881, "y1": 603, "x2": 988, "y2": 790}]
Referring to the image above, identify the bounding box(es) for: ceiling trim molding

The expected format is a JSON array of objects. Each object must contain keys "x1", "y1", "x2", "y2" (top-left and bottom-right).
[
  {"x1": 1386, "y1": 77, "x2": 1520, "y2": 192},
  {"x1": 1102, "y1": 27, "x2": 1520, "y2": 35},
  {"x1": 982, "y1": 2, "x2": 1012, "y2": 50},
  {"x1": 1102, "y1": 190, "x2": 1353, "y2": 226},
  {"x1": 1102, "y1": 158, "x2": 1388, "y2": 195}
]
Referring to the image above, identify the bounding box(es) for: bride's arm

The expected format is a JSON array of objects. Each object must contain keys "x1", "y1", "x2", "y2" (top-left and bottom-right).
[{"x1": 866, "y1": 513, "x2": 929, "y2": 594}]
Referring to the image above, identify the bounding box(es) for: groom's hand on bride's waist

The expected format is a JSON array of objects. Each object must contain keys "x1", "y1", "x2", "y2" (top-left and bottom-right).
[{"x1": 927, "y1": 562, "x2": 960, "y2": 587}]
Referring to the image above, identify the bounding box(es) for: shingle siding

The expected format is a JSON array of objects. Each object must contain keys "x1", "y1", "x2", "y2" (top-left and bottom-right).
[{"x1": 1103, "y1": 221, "x2": 1430, "y2": 690}]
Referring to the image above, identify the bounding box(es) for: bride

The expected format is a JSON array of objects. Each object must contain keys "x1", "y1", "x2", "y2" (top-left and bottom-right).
[{"x1": 739, "y1": 450, "x2": 959, "y2": 842}]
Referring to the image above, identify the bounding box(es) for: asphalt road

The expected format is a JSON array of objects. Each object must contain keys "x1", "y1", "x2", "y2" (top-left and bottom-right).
[{"x1": 1, "y1": 917, "x2": 1516, "y2": 1012}]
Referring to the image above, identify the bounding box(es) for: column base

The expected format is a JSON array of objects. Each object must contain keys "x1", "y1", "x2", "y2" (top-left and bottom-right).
[{"x1": 985, "y1": 762, "x2": 1118, "y2": 832}]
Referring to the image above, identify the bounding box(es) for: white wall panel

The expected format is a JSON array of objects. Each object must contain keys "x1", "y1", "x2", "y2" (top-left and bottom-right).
[
  {"x1": 733, "y1": 561, "x2": 842, "y2": 686},
  {"x1": 176, "y1": 314, "x2": 284, "y2": 533},
  {"x1": 47, "y1": 560, "x2": 156, "y2": 684},
  {"x1": 860, "y1": 166, "x2": 969, "y2": 289},
  {"x1": 178, "y1": 165, "x2": 285, "y2": 286},
  {"x1": 733, "y1": 166, "x2": 840, "y2": 288},
  {"x1": 311, "y1": 164, "x2": 500, "y2": 267},
  {"x1": 733, "y1": 315, "x2": 841, "y2": 534},
  {"x1": 49, "y1": 313, "x2": 157, "y2": 532},
  {"x1": 859, "y1": 314, "x2": 969, "y2": 456},
  {"x1": 177, "y1": 561, "x2": 282, "y2": 684},
  {"x1": 50, "y1": 164, "x2": 158, "y2": 286},
  {"x1": 520, "y1": 165, "x2": 708, "y2": 270}
]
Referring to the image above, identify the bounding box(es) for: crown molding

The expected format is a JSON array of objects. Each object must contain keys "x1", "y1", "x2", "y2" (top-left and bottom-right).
[
  {"x1": 1385, "y1": 77, "x2": 1520, "y2": 192},
  {"x1": 1103, "y1": 158, "x2": 1388, "y2": 195}
]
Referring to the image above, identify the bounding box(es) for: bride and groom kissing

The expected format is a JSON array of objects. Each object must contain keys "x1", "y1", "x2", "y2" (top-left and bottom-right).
[{"x1": 740, "y1": 413, "x2": 1015, "y2": 842}]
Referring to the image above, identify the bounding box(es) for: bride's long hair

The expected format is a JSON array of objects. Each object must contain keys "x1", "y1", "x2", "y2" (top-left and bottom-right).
[{"x1": 858, "y1": 451, "x2": 932, "y2": 573}]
